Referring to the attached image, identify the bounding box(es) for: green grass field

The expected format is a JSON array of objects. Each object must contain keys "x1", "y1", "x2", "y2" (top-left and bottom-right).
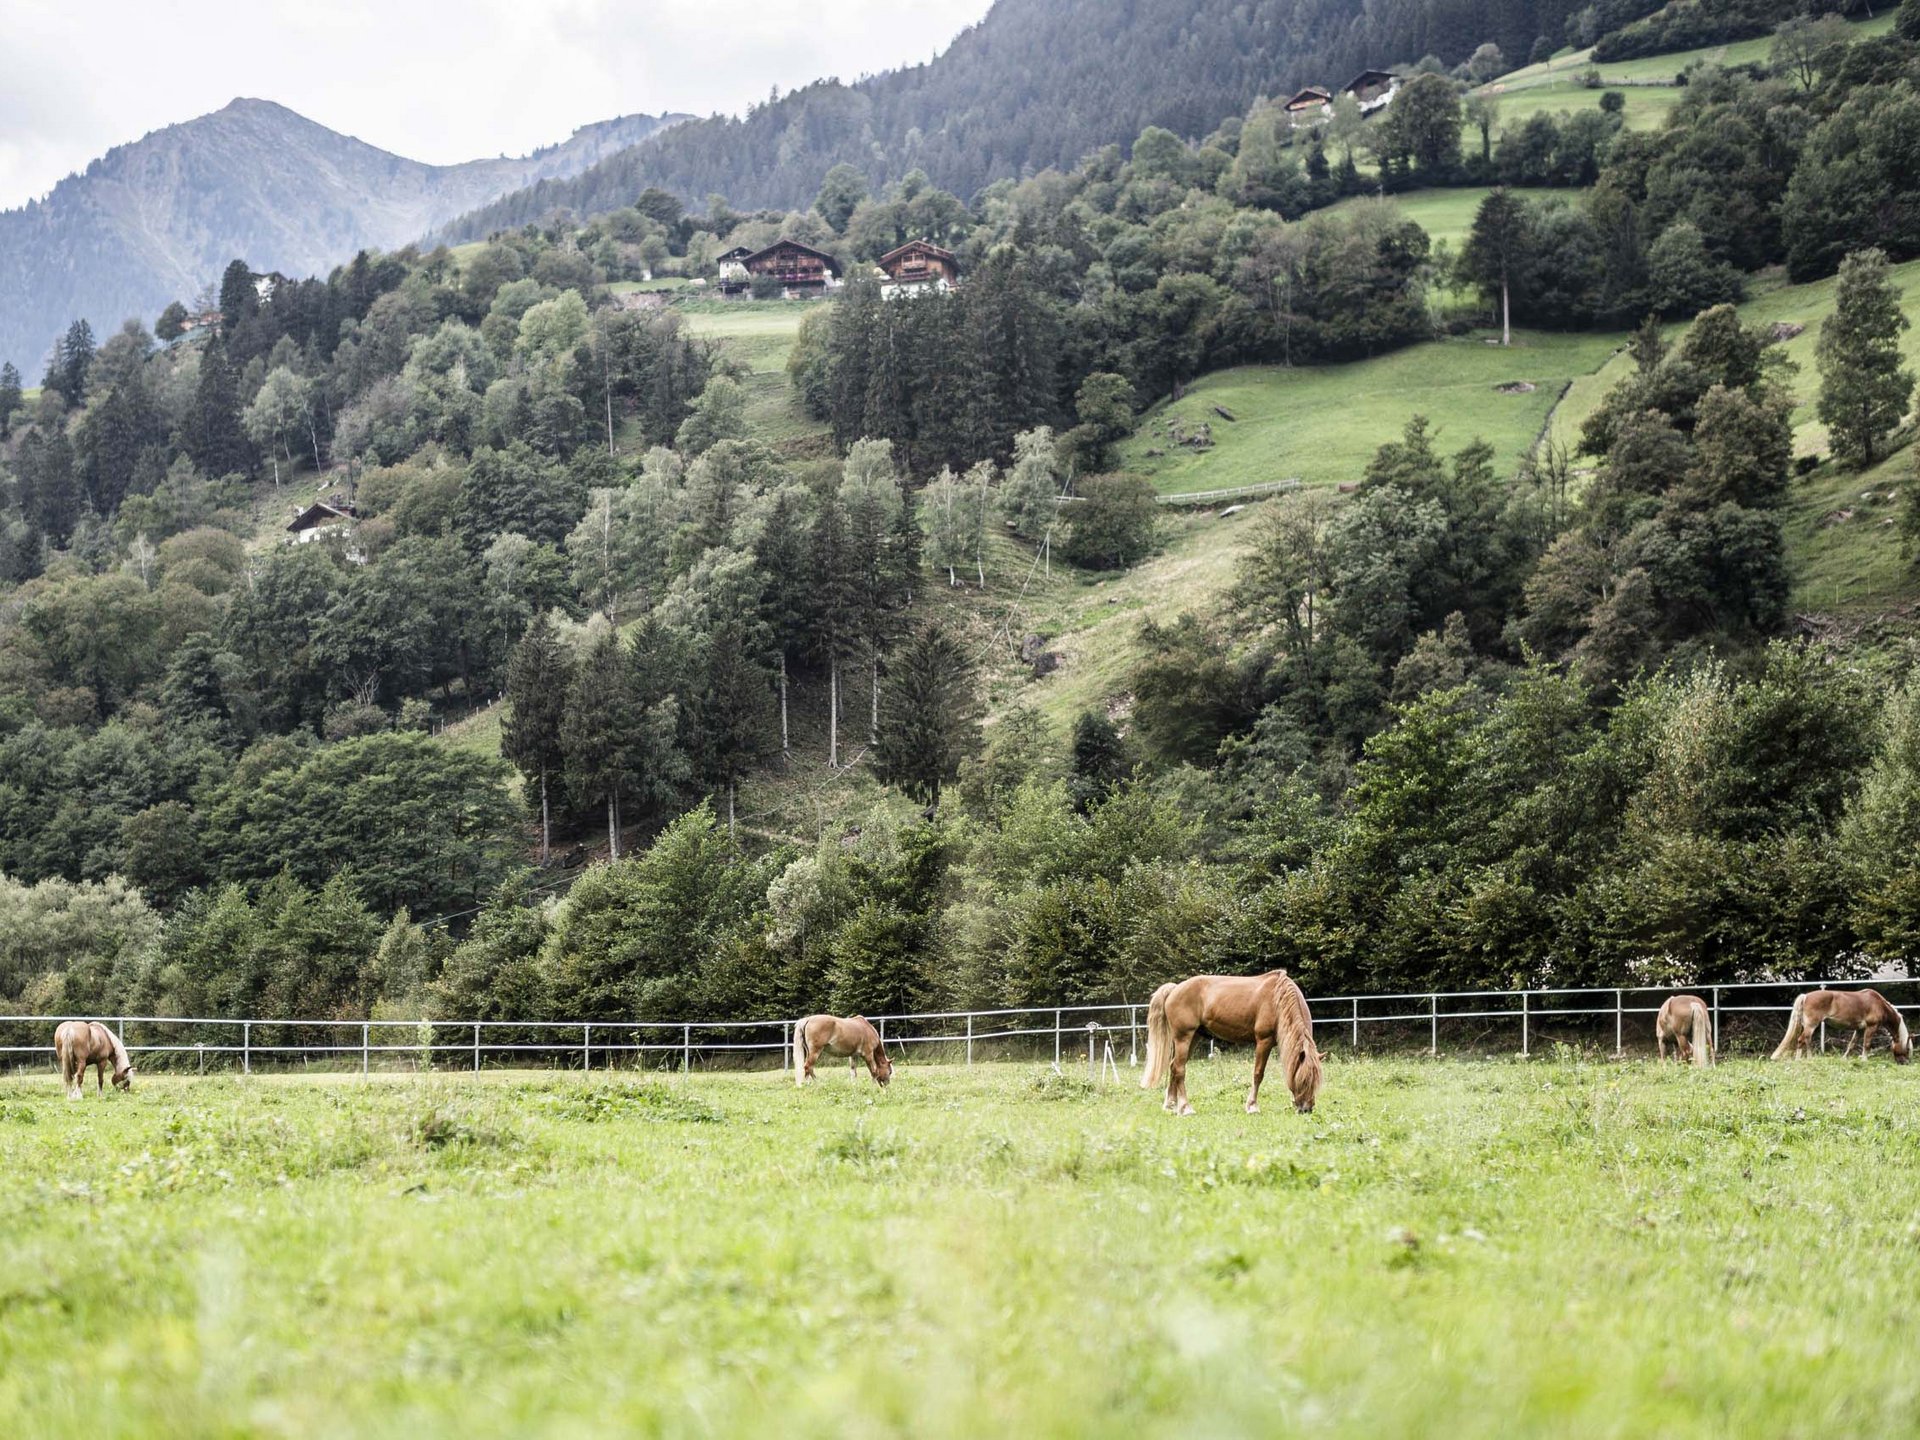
[
  {"x1": 5, "y1": 1057, "x2": 1918, "y2": 1437},
  {"x1": 1119, "y1": 330, "x2": 1625, "y2": 494},
  {"x1": 678, "y1": 298, "x2": 829, "y2": 457}
]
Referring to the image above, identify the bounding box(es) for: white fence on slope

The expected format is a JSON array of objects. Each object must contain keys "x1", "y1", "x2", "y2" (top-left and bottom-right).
[{"x1": 2, "y1": 976, "x2": 1914, "y2": 1077}]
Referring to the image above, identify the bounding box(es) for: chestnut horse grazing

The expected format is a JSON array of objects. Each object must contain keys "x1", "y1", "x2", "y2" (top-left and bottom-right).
[
  {"x1": 1141, "y1": 971, "x2": 1322, "y2": 1115},
  {"x1": 1655, "y1": 995, "x2": 1714, "y2": 1067},
  {"x1": 1772, "y1": 989, "x2": 1911, "y2": 1063},
  {"x1": 54, "y1": 1020, "x2": 135, "y2": 1098},
  {"x1": 793, "y1": 1014, "x2": 893, "y2": 1087}
]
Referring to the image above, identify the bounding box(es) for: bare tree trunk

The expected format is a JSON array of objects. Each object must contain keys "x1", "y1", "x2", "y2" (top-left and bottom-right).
[
  {"x1": 1501, "y1": 273, "x2": 1511, "y2": 347},
  {"x1": 829, "y1": 658, "x2": 839, "y2": 768},
  {"x1": 727, "y1": 781, "x2": 736, "y2": 839},
  {"x1": 539, "y1": 770, "x2": 551, "y2": 866},
  {"x1": 779, "y1": 651, "x2": 790, "y2": 755},
  {"x1": 607, "y1": 792, "x2": 620, "y2": 861},
  {"x1": 870, "y1": 652, "x2": 880, "y2": 745}
]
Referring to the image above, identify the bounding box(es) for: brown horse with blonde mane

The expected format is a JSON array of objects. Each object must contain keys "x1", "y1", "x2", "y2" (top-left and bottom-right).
[
  {"x1": 54, "y1": 1020, "x2": 135, "y2": 1098},
  {"x1": 1655, "y1": 995, "x2": 1714, "y2": 1068},
  {"x1": 792, "y1": 1014, "x2": 893, "y2": 1087},
  {"x1": 1771, "y1": 989, "x2": 1911, "y2": 1063},
  {"x1": 1141, "y1": 971, "x2": 1322, "y2": 1115}
]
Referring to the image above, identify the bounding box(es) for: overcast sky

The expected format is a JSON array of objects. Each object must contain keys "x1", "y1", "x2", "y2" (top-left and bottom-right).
[{"x1": 0, "y1": 0, "x2": 998, "y2": 210}]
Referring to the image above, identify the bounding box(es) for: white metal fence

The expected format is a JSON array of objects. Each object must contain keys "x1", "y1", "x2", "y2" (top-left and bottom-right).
[{"x1": 4, "y1": 976, "x2": 1913, "y2": 1077}]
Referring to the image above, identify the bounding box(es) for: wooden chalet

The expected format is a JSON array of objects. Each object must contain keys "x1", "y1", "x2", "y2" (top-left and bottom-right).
[
  {"x1": 286, "y1": 500, "x2": 357, "y2": 542},
  {"x1": 1282, "y1": 86, "x2": 1332, "y2": 118},
  {"x1": 1344, "y1": 69, "x2": 1400, "y2": 114},
  {"x1": 877, "y1": 239, "x2": 960, "y2": 295},
  {"x1": 741, "y1": 239, "x2": 842, "y2": 294},
  {"x1": 716, "y1": 245, "x2": 754, "y2": 296}
]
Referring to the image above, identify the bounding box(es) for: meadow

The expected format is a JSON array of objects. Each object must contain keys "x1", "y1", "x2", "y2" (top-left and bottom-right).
[
  {"x1": 1118, "y1": 330, "x2": 1624, "y2": 494},
  {"x1": 4, "y1": 1055, "x2": 1917, "y2": 1438}
]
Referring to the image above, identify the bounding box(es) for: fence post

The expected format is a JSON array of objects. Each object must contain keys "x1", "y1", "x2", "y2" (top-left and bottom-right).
[
  {"x1": 1712, "y1": 986, "x2": 1721, "y2": 1054},
  {"x1": 1614, "y1": 989, "x2": 1623, "y2": 1059},
  {"x1": 1352, "y1": 996, "x2": 1360, "y2": 1052},
  {"x1": 362, "y1": 1021, "x2": 370, "y2": 1078},
  {"x1": 242, "y1": 1020, "x2": 251, "y2": 1076},
  {"x1": 683, "y1": 1024, "x2": 691, "y2": 1075},
  {"x1": 473, "y1": 1022, "x2": 480, "y2": 1073},
  {"x1": 1129, "y1": 1006, "x2": 1138, "y2": 1067},
  {"x1": 1088, "y1": 1022, "x2": 1097, "y2": 1079},
  {"x1": 1054, "y1": 1009, "x2": 1062, "y2": 1067},
  {"x1": 584, "y1": 1024, "x2": 591, "y2": 1072},
  {"x1": 1430, "y1": 993, "x2": 1438, "y2": 1057},
  {"x1": 1820, "y1": 1020, "x2": 1826, "y2": 1054},
  {"x1": 966, "y1": 1013, "x2": 974, "y2": 1067},
  {"x1": 1521, "y1": 991, "x2": 1530, "y2": 1058}
]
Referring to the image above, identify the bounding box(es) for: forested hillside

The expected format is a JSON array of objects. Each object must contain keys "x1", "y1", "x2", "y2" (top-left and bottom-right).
[
  {"x1": 440, "y1": 0, "x2": 1609, "y2": 239},
  {"x1": 4, "y1": 4, "x2": 1920, "y2": 1033},
  {"x1": 0, "y1": 102, "x2": 685, "y2": 374}
]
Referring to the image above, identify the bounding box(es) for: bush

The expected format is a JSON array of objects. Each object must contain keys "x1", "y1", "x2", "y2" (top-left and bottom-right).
[{"x1": 1062, "y1": 473, "x2": 1158, "y2": 569}]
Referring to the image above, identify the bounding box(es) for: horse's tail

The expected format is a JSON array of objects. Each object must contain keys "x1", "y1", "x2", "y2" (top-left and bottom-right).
[
  {"x1": 792, "y1": 1018, "x2": 807, "y2": 1086},
  {"x1": 1140, "y1": 984, "x2": 1175, "y2": 1089},
  {"x1": 1771, "y1": 994, "x2": 1807, "y2": 1060},
  {"x1": 1690, "y1": 1001, "x2": 1713, "y2": 1068},
  {"x1": 1893, "y1": 1005, "x2": 1911, "y2": 1058}
]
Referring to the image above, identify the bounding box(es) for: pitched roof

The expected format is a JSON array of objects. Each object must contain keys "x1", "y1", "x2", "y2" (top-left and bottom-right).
[
  {"x1": 1283, "y1": 86, "x2": 1333, "y2": 108},
  {"x1": 287, "y1": 501, "x2": 355, "y2": 532},
  {"x1": 742, "y1": 238, "x2": 842, "y2": 275},
  {"x1": 717, "y1": 246, "x2": 754, "y2": 261},
  {"x1": 878, "y1": 238, "x2": 958, "y2": 266},
  {"x1": 1344, "y1": 69, "x2": 1398, "y2": 92}
]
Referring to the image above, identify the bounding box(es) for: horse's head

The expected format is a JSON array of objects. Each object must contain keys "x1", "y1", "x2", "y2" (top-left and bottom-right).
[
  {"x1": 1290, "y1": 1043, "x2": 1323, "y2": 1114},
  {"x1": 871, "y1": 1045, "x2": 894, "y2": 1086},
  {"x1": 112, "y1": 1065, "x2": 135, "y2": 1091},
  {"x1": 1894, "y1": 1037, "x2": 1912, "y2": 1066}
]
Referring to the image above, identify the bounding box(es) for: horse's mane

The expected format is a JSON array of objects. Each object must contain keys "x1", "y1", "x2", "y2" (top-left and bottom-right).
[
  {"x1": 100, "y1": 1023, "x2": 132, "y2": 1074},
  {"x1": 1273, "y1": 973, "x2": 1321, "y2": 1076}
]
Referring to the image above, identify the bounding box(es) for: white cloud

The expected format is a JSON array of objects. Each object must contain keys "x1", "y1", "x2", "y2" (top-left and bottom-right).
[{"x1": 0, "y1": 0, "x2": 994, "y2": 209}]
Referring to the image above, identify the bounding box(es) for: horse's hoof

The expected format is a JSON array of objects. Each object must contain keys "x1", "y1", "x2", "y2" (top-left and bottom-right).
[
  {"x1": 1245, "y1": 1102, "x2": 1260, "y2": 1114},
  {"x1": 1179, "y1": 1104, "x2": 1196, "y2": 1117}
]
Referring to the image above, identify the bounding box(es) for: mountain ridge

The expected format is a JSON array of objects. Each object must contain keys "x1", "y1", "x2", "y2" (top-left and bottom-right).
[{"x1": 0, "y1": 100, "x2": 689, "y2": 370}]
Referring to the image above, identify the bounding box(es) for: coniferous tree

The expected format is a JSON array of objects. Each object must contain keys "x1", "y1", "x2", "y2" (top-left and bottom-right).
[
  {"x1": 564, "y1": 626, "x2": 642, "y2": 859},
  {"x1": 808, "y1": 479, "x2": 860, "y2": 767},
  {"x1": 1460, "y1": 189, "x2": 1530, "y2": 346},
  {"x1": 502, "y1": 615, "x2": 574, "y2": 864},
  {"x1": 0, "y1": 361, "x2": 22, "y2": 436},
  {"x1": 1817, "y1": 248, "x2": 1914, "y2": 469},
  {"x1": 874, "y1": 620, "x2": 983, "y2": 808},
  {"x1": 186, "y1": 336, "x2": 252, "y2": 478},
  {"x1": 219, "y1": 259, "x2": 258, "y2": 333},
  {"x1": 754, "y1": 484, "x2": 813, "y2": 755}
]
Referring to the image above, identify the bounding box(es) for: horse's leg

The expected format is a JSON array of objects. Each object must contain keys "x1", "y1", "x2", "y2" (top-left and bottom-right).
[
  {"x1": 1169, "y1": 1032, "x2": 1197, "y2": 1116},
  {"x1": 801, "y1": 1040, "x2": 817, "y2": 1085},
  {"x1": 1842, "y1": 1031, "x2": 1859, "y2": 1058},
  {"x1": 1657, "y1": 1028, "x2": 1667, "y2": 1063},
  {"x1": 1247, "y1": 1035, "x2": 1273, "y2": 1114}
]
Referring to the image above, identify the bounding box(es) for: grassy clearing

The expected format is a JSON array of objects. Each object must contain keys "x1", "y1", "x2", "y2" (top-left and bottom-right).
[
  {"x1": 1118, "y1": 330, "x2": 1625, "y2": 494},
  {"x1": 4, "y1": 1057, "x2": 1918, "y2": 1437},
  {"x1": 1325, "y1": 186, "x2": 1586, "y2": 254},
  {"x1": 678, "y1": 298, "x2": 830, "y2": 457}
]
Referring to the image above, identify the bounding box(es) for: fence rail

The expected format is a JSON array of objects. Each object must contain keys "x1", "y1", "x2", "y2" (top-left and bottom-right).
[
  {"x1": 3, "y1": 976, "x2": 1913, "y2": 1077},
  {"x1": 1156, "y1": 477, "x2": 1302, "y2": 506}
]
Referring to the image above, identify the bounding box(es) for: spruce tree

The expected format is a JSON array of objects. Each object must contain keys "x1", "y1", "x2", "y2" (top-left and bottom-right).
[
  {"x1": 874, "y1": 620, "x2": 983, "y2": 808},
  {"x1": 1817, "y1": 248, "x2": 1914, "y2": 469},
  {"x1": 0, "y1": 361, "x2": 21, "y2": 436},
  {"x1": 219, "y1": 259, "x2": 258, "y2": 333},
  {"x1": 187, "y1": 336, "x2": 252, "y2": 478},
  {"x1": 502, "y1": 615, "x2": 574, "y2": 864},
  {"x1": 753, "y1": 484, "x2": 813, "y2": 755},
  {"x1": 808, "y1": 480, "x2": 860, "y2": 767},
  {"x1": 563, "y1": 626, "x2": 641, "y2": 859},
  {"x1": 1460, "y1": 189, "x2": 1530, "y2": 346}
]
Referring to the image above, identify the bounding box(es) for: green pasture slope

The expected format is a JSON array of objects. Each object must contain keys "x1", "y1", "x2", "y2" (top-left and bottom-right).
[
  {"x1": 677, "y1": 297, "x2": 828, "y2": 457},
  {"x1": 4, "y1": 1058, "x2": 1918, "y2": 1436},
  {"x1": 1119, "y1": 330, "x2": 1624, "y2": 493}
]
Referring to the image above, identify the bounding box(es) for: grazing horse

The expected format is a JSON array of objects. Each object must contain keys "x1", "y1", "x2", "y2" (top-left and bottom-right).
[
  {"x1": 1772, "y1": 989, "x2": 1911, "y2": 1063},
  {"x1": 1655, "y1": 995, "x2": 1714, "y2": 1068},
  {"x1": 1141, "y1": 971, "x2": 1322, "y2": 1116},
  {"x1": 54, "y1": 1020, "x2": 135, "y2": 1098},
  {"x1": 793, "y1": 1014, "x2": 893, "y2": 1087}
]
